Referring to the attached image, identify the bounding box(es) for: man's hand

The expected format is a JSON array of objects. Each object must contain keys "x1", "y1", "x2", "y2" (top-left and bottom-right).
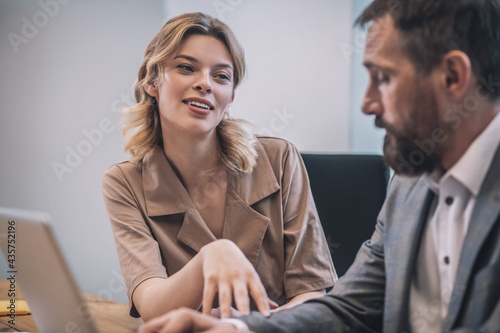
[
  {"x1": 138, "y1": 307, "x2": 240, "y2": 333},
  {"x1": 211, "y1": 299, "x2": 278, "y2": 318}
]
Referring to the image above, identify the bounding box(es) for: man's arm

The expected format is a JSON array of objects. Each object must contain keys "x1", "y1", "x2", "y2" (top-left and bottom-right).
[{"x1": 238, "y1": 216, "x2": 387, "y2": 333}]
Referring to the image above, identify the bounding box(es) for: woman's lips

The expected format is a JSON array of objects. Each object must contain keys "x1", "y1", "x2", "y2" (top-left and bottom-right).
[
  {"x1": 183, "y1": 101, "x2": 212, "y2": 116},
  {"x1": 182, "y1": 97, "x2": 214, "y2": 116}
]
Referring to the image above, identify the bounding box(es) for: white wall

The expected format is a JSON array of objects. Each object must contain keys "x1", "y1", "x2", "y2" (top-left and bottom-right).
[
  {"x1": 350, "y1": 0, "x2": 385, "y2": 154},
  {"x1": 0, "y1": 0, "x2": 166, "y2": 304},
  {"x1": 0, "y1": 0, "x2": 380, "y2": 305}
]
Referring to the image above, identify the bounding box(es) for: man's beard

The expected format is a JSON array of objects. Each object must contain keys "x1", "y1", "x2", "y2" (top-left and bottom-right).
[
  {"x1": 377, "y1": 89, "x2": 446, "y2": 176},
  {"x1": 382, "y1": 125, "x2": 440, "y2": 176}
]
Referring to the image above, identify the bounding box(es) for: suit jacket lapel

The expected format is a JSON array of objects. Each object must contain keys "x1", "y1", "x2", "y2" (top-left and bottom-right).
[
  {"x1": 385, "y1": 179, "x2": 434, "y2": 332},
  {"x1": 444, "y1": 145, "x2": 500, "y2": 330}
]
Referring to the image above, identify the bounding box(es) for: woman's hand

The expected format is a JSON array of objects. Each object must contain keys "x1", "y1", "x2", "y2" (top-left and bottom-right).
[{"x1": 200, "y1": 239, "x2": 271, "y2": 318}]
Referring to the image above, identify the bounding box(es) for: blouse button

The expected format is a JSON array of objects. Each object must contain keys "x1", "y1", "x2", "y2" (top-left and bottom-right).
[{"x1": 445, "y1": 197, "x2": 454, "y2": 205}]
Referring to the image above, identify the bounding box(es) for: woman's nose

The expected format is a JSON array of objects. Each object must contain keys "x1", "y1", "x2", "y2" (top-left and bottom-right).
[{"x1": 193, "y1": 71, "x2": 212, "y2": 94}]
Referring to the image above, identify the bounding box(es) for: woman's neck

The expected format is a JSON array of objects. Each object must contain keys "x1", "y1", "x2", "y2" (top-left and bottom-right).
[{"x1": 162, "y1": 129, "x2": 222, "y2": 190}]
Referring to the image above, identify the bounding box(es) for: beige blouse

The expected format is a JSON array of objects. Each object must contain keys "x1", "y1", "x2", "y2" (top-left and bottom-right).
[{"x1": 102, "y1": 137, "x2": 336, "y2": 317}]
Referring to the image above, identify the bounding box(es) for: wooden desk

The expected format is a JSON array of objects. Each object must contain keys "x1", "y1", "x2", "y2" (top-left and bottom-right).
[{"x1": 0, "y1": 280, "x2": 143, "y2": 332}]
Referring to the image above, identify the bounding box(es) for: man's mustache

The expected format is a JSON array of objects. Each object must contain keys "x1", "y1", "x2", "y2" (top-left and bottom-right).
[
  {"x1": 375, "y1": 116, "x2": 385, "y2": 129},
  {"x1": 375, "y1": 117, "x2": 400, "y2": 138}
]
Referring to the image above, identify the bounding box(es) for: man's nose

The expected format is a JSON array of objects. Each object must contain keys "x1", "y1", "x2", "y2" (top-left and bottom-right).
[{"x1": 361, "y1": 84, "x2": 382, "y2": 116}]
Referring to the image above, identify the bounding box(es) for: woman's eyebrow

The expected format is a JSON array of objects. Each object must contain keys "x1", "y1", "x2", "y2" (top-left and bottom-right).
[
  {"x1": 174, "y1": 54, "x2": 233, "y2": 71},
  {"x1": 174, "y1": 54, "x2": 199, "y2": 63},
  {"x1": 214, "y1": 63, "x2": 233, "y2": 71}
]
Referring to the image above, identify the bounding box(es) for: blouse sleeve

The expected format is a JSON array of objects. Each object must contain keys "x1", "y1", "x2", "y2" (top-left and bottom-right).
[
  {"x1": 280, "y1": 144, "x2": 337, "y2": 299},
  {"x1": 102, "y1": 165, "x2": 167, "y2": 317}
]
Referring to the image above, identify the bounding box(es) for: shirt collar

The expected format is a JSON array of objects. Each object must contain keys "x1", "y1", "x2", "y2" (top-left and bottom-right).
[
  {"x1": 448, "y1": 112, "x2": 500, "y2": 196},
  {"x1": 142, "y1": 141, "x2": 280, "y2": 217},
  {"x1": 423, "y1": 168, "x2": 441, "y2": 195},
  {"x1": 424, "y1": 112, "x2": 500, "y2": 196}
]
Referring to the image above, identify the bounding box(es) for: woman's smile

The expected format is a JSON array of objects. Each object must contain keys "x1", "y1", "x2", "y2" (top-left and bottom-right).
[{"x1": 182, "y1": 97, "x2": 215, "y2": 116}]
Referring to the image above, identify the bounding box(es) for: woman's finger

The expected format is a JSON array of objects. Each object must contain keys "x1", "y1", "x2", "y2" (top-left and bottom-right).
[
  {"x1": 218, "y1": 280, "x2": 233, "y2": 319},
  {"x1": 268, "y1": 299, "x2": 279, "y2": 309},
  {"x1": 247, "y1": 275, "x2": 270, "y2": 317},
  {"x1": 232, "y1": 280, "x2": 250, "y2": 316},
  {"x1": 203, "y1": 275, "x2": 218, "y2": 315}
]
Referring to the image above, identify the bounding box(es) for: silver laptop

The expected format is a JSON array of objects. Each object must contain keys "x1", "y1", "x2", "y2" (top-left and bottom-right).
[{"x1": 0, "y1": 207, "x2": 99, "y2": 333}]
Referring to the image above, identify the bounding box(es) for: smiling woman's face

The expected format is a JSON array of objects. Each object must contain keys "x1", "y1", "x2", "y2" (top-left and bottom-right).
[{"x1": 146, "y1": 34, "x2": 235, "y2": 138}]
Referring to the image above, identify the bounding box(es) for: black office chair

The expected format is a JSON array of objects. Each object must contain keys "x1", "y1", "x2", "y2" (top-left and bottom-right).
[{"x1": 301, "y1": 154, "x2": 390, "y2": 277}]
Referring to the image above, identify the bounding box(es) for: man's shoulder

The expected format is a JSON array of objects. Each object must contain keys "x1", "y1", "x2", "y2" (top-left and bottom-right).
[{"x1": 383, "y1": 174, "x2": 428, "y2": 209}]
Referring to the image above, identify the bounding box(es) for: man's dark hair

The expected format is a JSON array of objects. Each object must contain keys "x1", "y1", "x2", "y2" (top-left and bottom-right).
[{"x1": 356, "y1": 0, "x2": 500, "y2": 101}]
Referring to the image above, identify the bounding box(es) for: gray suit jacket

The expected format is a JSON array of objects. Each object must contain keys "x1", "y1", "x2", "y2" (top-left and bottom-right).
[{"x1": 241, "y1": 146, "x2": 500, "y2": 332}]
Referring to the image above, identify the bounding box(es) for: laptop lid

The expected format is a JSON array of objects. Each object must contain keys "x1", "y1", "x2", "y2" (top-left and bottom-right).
[{"x1": 0, "y1": 207, "x2": 99, "y2": 333}]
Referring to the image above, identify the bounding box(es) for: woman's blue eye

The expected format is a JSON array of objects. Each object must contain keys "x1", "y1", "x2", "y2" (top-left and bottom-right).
[
  {"x1": 178, "y1": 65, "x2": 194, "y2": 72},
  {"x1": 217, "y1": 74, "x2": 230, "y2": 81}
]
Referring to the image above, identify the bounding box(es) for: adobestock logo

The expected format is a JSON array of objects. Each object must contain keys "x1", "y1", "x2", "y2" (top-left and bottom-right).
[
  {"x1": 7, "y1": 0, "x2": 71, "y2": 54},
  {"x1": 340, "y1": 0, "x2": 404, "y2": 63},
  {"x1": 51, "y1": 92, "x2": 135, "y2": 183},
  {"x1": 212, "y1": 0, "x2": 244, "y2": 20},
  {"x1": 51, "y1": 119, "x2": 115, "y2": 183},
  {"x1": 396, "y1": 74, "x2": 500, "y2": 175},
  {"x1": 259, "y1": 106, "x2": 296, "y2": 137}
]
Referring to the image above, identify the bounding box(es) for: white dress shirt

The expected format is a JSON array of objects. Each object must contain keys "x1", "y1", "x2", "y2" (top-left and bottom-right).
[{"x1": 410, "y1": 112, "x2": 500, "y2": 333}]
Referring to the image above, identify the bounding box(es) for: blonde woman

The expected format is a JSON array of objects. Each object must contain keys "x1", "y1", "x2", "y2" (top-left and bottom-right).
[{"x1": 102, "y1": 12, "x2": 336, "y2": 322}]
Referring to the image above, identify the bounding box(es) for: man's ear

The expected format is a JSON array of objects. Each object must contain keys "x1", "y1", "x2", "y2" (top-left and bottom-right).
[
  {"x1": 144, "y1": 83, "x2": 159, "y2": 98},
  {"x1": 441, "y1": 50, "x2": 472, "y2": 101}
]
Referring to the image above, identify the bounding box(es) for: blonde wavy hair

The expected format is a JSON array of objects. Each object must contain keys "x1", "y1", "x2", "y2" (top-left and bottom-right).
[{"x1": 122, "y1": 12, "x2": 257, "y2": 173}]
